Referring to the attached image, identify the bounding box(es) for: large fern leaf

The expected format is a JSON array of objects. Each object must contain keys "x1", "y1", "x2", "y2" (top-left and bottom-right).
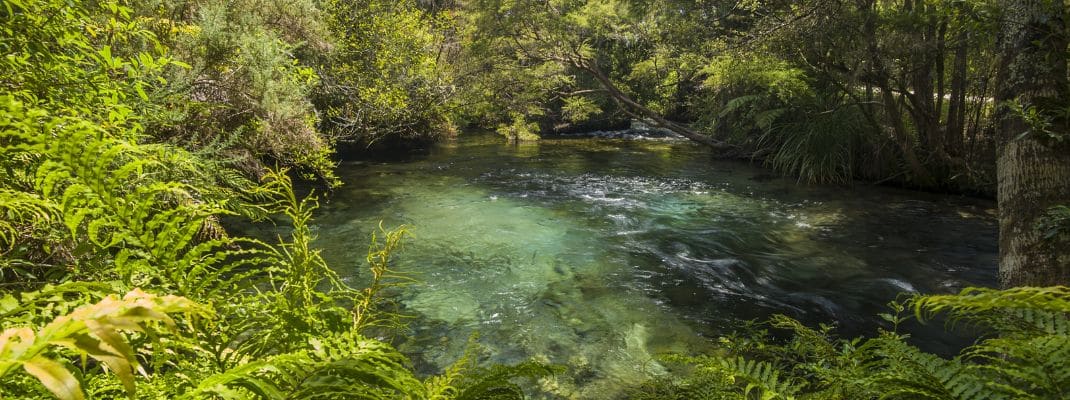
[{"x1": 0, "y1": 289, "x2": 206, "y2": 400}]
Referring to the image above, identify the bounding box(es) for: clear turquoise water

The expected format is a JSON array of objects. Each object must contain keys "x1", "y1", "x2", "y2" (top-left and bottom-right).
[{"x1": 313, "y1": 134, "x2": 997, "y2": 398}]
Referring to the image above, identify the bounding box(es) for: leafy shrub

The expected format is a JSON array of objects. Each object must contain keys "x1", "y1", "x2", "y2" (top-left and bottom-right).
[
  {"x1": 133, "y1": 0, "x2": 338, "y2": 184},
  {"x1": 0, "y1": 290, "x2": 206, "y2": 400},
  {"x1": 756, "y1": 95, "x2": 874, "y2": 184},
  {"x1": 497, "y1": 114, "x2": 542, "y2": 142}
]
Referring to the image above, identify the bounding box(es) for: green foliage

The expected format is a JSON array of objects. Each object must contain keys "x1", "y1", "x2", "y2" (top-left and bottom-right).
[
  {"x1": 496, "y1": 114, "x2": 542, "y2": 142},
  {"x1": 0, "y1": 103, "x2": 550, "y2": 397},
  {"x1": 452, "y1": 0, "x2": 624, "y2": 130},
  {"x1": 0, "y1": 190, "x2": 56, "y2": 250},
  {"x1": 635, "y1": 286, "x2": 1070, "y2": 400},
  {"x1": 561, "y1": 97, "x2": 603, "y2": 124},
  {"x1": 453, "y1": 0, "x2": 1011, "y2": 191},
  {"x1": 1038, "y1": 206, "x2": 1070, "y2": 241},
  {"x1": 0, "y1": 0, "x2": 176, "y2": 116},
  {"x1": 425, "y1": 335, "x2": 559, "y2": 400},
  {"x1": 132, "y1": 0, "x2": 338, "y2": 184},
  {"x1": 182, "y1": 332, "x2": 427, "y2": 399},
  {"x1": 0, "y1": 13, "x2": 550, "y2": 395},
  {"x1": 756, "y1": 96, "x2": 873, "y2": 184},
  {"x1": 702, "y1": 54, "x2": 812, "y2": 103},
  {"x1": 314, "y1": 0, "x2": 456, "y2": 146},
  {"x1": 0, "y1": 290, "x2": 206, "y2": 400}
]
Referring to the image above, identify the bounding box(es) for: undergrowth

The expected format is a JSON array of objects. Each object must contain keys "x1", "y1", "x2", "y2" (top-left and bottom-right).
[{"x1": 631, "y1": 286, "x2": 1070, "y2": 400}]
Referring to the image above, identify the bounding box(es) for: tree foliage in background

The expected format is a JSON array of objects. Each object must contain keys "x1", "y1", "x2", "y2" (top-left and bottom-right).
[
  {"x1": 450, "y1": 0, "x2": 1024, "y2": 192},
  {"x1": 127, "y1": 0, "x2": 338, "y2": 183},
  {"x1": 313, "y1": 0, "x2": 457, "y2": 148}
]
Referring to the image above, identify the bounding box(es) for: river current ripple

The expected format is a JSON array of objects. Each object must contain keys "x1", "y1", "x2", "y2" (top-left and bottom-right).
[{"x1": 312, "y1": 135, "x2": 997, "y2": 398}]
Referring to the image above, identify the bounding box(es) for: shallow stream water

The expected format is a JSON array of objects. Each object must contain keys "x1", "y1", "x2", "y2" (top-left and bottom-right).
[{"x1": 313, "y1": 134, "x2": 997, "y2": 398}]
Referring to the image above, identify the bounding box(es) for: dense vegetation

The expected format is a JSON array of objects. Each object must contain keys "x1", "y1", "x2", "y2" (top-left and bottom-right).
[
  {"x1": 450, "y1": 0, "x2": 1014, "y2": 189},
  {"x1": 632, "y1": 287, "x2": 1070, "y2": 399},
  {"x1": 0, "y1": 1, "x2": 550, "y2": 398},
  {"x1": 2, "y1": 0, "x2": 1068, "y2": 399}
]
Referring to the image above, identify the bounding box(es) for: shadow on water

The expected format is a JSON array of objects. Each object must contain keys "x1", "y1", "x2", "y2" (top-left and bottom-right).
[{"x1": 313, "y1": 133, "x2": 997, "y2": 398}]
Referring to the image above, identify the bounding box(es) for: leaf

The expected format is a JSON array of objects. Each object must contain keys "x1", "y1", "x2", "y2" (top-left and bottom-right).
[
  {"x1": 23, "y1": 357, "x2": 84, "y2": 400},
  {"x1": 135, "y1": 82, "x2": 149, "y2": 101},
  {"x1": 0, "y1": 290, "x2": 205, "y2": 399}
]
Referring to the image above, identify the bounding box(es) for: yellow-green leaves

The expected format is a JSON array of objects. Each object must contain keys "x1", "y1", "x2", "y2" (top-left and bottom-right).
[
  {"x1": 561, "y1": 97, "x2": 602, "y2": 123},
  {"x1": 701, "y1": 53, "x2": 812, "y2": 102},
  {"x1": 496, "y1": 114, "x2": 541, "y2": 142},
  {"x1": 0, "y1": 290, "x2": 205, "y2": 400},
  {"x1": 22, "y1": 356, "x2": 81, "y2": 400}
]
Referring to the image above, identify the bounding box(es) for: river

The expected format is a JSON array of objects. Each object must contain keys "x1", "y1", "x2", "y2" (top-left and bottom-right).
[{"x1": 312, "y1": 133, "x2": 997, "y2": 398}]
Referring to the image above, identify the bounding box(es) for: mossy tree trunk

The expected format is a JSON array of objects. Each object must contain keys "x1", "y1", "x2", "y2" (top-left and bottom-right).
[{"x1": 995, "y1": 0, "x2": 1070, "y2": 287}]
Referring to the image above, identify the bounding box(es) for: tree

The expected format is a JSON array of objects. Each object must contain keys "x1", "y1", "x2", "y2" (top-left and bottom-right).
[
  {"x1": 313, "y1": 0, "x2": 456, "y2": 147},
  {"x1": 994, "y1": 0, "x2": 1070, "y2": 287},
  {"x1": 459, "y1": 0, "x2": 734, "y2": 148}
]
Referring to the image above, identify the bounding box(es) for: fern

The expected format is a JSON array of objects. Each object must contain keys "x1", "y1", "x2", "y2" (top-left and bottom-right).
[
  {"x1": 865, "y1": 334, "x2": 1003, "y2": 400},
  {"x1": 716, "y1": 356, "x2": 803, "y2": 400},
  {"x1": 966, "y1": 336, "x2": 1070, "y2": 398},
  {"x1": 423, "y1": 334, "x2": 558, "y2": 400},
  {"x1": 0, "y1": 189, "x2": 57, "y2": 249},
  {"x1": 0, "y1": 289, "x2": 206, "y2": 400},
  {"x1": 907, "y1": 287, "x2": 1070, "y2": 349},
  {"x1": 718, "y1": 94, "x2": 765, "y2": 119},
  {"x1": 183, "y1": 332, "x2": 427, "y2": 399},
  {"x1": 644, "y1": 287, "x2": 1070, "y2": 400},
  {"x1": 1, "y1": 5, "x2": 554, "y2": 400},
  {"x1": 353, "y1": 223, "x2": 415, "y2": 332}
]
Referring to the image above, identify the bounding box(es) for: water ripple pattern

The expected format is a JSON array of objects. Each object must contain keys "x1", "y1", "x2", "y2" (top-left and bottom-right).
[{"x1": 315, "y1": 136, "x2": 997, "y2": 398}]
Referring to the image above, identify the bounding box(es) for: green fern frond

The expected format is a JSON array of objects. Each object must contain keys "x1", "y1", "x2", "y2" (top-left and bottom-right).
[
  {"x1": 423, "y1": 333, "x2": 558, "y2": 400},
  {"x1": 913, "y1": 287, "x2": 1070, "y2": 316},
  {"x1": 452, "y1": 361, "x2": 558, "y2": 400},
  {"x1": 0, "y1": 290, "x2": 207, "y2": 400},
  {"x1": 753, "y1": 108, "x2": 787, "y2": 131},
  {"x1": 718, "y1": 356, "x2": 803, "y2": 400},
  {"x1": 719, "y1": 94, "x2": 764, "y2": 118},
  {"x1": 0, "y1": 282, "x2": 118, "y2": 327},
  {"x1": 966, "y1": 335, "x2": 1070, "y2": 398},
  {"x1": 868, "y1": 334, "x2": 1008, "y2": 400},
  {"x1": 0, "y1": 189, "x2": 58, "y2": 249},
  {"x1": 662, "y1": 354, "x2": 804, "y2": 400},
  {"x1": 912, "y1": 287, "x2": 1070, "y2": 335},
  {"x1": 183, "y1": 332, "x2": 426, "y2": 399}
]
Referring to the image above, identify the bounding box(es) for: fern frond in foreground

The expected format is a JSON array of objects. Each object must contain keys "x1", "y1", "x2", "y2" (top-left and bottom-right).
[
  {"x1": 633, "y1": 286, "x2": 1070, "y2": 400},
  {"x1": 0, "y1": 290, "x2": 206, "y2": 400}
]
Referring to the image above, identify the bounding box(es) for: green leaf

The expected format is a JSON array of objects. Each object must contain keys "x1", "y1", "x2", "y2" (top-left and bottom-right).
[
  {"x1": 23, "y1": 357, "x2": 84, "y2": 400},
  {"x1": 135, "y1": 83, "x2": 148, "y2": 101}
]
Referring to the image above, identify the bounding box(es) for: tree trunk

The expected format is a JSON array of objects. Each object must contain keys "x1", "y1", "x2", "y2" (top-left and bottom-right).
[
  {"x1": 935, "y1": 18, "x2": 947, "y2": 130},
  {"x1": 859, "y1": 0, "x2": 933, "y2": 185},
  {"x1": 879, "y1": 83, "x2": 933, "y2": 185},
  {"x1": 906, "y1": 1, "x2": 941, "y2": 158},
  {"x1": 995, "y1": 0, "x2": 1070, "y2": 287},
  {"x1": 946, "y1": 26, "x2": 968, "y2": 157}
]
